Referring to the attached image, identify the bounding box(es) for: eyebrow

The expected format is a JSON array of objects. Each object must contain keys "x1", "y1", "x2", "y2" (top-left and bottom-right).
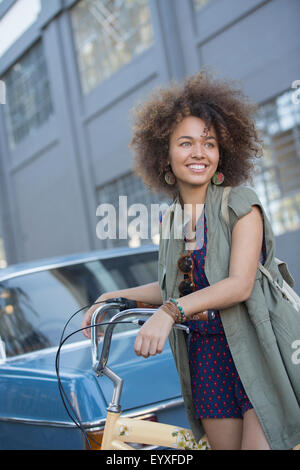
[{"x1": 176, "y1": 135, "x2": 217, "y2": 141}]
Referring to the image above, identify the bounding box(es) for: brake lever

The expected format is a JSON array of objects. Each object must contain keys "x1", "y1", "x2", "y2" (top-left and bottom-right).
[{"x1": 104, "y1": 297, "x2": 138, "y2": 310}]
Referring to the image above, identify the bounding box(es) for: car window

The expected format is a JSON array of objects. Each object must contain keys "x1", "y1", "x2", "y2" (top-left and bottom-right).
[{"x1": 0, "y1": 251, "x2": 158, "y2": 357}]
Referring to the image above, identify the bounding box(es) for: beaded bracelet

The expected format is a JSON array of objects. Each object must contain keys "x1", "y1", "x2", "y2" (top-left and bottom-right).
[
  {"x1": 161, "y1": 298, "x2": 210, "y2": 323},
  {"x1": 160, "y1": 302, "x2": 180, "y2": 323},
  {"x1": 168, "y1": 297, "x2": 187, "y2": 323}
]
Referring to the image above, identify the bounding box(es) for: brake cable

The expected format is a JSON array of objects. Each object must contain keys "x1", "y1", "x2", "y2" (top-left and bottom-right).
[{"x1": 55, "y1": 299, "x2": 149, "y2": 450}]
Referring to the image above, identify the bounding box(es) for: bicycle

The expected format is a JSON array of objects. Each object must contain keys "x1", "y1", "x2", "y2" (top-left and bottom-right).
[
  {"x1": 89, "y1": 300, "x2": 211, "y2": 451},
  {"x1": 56, "y1": 298, "x2": 300, "y2": 451}
]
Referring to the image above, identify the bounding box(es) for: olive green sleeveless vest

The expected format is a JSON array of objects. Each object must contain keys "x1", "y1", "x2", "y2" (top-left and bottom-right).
[{"x1": 158, "y1": 181, "x2": 300, "y2": 450}]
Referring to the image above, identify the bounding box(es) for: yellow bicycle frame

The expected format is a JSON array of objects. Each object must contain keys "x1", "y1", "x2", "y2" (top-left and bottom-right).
[
  {"x1": 101, "y1": 410, "x2": 209, "y2": 450},
  {"x1": 91, "y1": 304, "x2": 210, "y2": 451}
]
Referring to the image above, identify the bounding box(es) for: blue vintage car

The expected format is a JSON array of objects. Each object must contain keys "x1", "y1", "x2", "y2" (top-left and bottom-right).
[{"x1": 0, "y1": 245, "x2": 189, "y2": 450}]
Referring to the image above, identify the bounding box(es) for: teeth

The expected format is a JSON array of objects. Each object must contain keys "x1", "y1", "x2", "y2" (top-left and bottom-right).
[{"x1": 188, "y1": 164, "x2": 206, "y2": 169}]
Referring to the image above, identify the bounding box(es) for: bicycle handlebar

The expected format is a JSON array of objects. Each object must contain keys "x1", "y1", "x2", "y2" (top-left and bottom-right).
[{"x1": 91, "y1": 301, "x2": 190, "y2": 376}]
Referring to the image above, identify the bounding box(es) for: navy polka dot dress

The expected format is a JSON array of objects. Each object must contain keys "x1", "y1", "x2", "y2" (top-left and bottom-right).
[{"x1": 182, "y1": 204, "x2": 267, "y2": 420}]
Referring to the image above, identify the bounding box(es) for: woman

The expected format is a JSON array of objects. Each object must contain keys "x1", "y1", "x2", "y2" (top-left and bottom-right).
[{"x1": 81, "y1": 71, "x2": 300, "y2": 450}]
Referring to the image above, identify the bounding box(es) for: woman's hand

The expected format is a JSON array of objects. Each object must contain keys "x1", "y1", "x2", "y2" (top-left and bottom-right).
[
  {"x1": 81, "y1": 293, "x2": 111, "y2": 339},
  {"x1": 134, "y1": 308, "x2": 175, "y2": 358}
]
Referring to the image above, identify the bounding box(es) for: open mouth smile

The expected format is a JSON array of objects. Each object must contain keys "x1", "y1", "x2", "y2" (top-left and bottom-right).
[{"x1": 186, "y1": 163, "x2": 208, "y2": 173}]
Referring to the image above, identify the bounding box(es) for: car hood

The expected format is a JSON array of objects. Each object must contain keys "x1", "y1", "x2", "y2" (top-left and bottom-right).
[{"x1": 0, "y1": 329, "x2": 182, "y2": 425}]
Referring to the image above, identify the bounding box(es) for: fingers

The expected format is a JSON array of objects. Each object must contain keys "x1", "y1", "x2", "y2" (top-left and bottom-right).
[
  {"x1": 134, "y1": 309, "x2": 174, "y2": 358},
  {"x1": 134, "y1": 334, "x2": 152, "y2": 358},
  {"x1": 156, "y1": 336, "x2": 165, "y2": 355},
  {"x1": 141, "y1": 337, "x2": 152, "y2": 358},
  {"x1": 82, "y1": 317, "x2": 91, "y2": 339},
  {"x1": 149, "y1": 337, "x2": 160, "y2": 356},
  {"x1": 81, "y1": 307, "x2": 96, "y2": 339},
  {"x1": 134, "y1": 329, "x2": 166, "y2": 358},
  {"x1": 81, "y1": 299, "x2": 107, "y2": 338},
  {"x1": 134, "y1": 335, "x2": 160, "y2": 358},
  {"x1": 134, "y1": 334, "x2": 142, "y2": 356}
]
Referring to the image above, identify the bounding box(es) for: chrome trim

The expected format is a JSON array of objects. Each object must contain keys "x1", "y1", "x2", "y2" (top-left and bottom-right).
[
  {"x1": 0, "y1": 245, "x2": 158, "y2": 361},
  {"x1": 91, "y1": 305, "x2": 189, "y2": 413},
  {"x1": 92, "y1": 306, "x2": 189, "y2": 376},
  {"x1": 140, "y1": 445, "x2": 160, "y2": 451},
  {"x1": 0, "y1": 336, "x2": 6, "y2": 364},
  {"x1": 0, "y1": 245, "x2": 158, "y2": 282},
  {"x1": 0, "y1": 397, "x2": 184, "y2": 430},
  {"x1": 2, "y1": 327, "x2": 139, "y2": 364}
]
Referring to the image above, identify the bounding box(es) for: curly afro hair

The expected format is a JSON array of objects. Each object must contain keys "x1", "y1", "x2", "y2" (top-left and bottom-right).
[{"x1": 129, "y1": 69, "x2": 263, "y2": 199}]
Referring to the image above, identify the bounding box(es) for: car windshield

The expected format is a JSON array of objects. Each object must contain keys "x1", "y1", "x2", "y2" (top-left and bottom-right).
[{"x1": 0, "y1": 250, "x2": 158, "y2": 358}]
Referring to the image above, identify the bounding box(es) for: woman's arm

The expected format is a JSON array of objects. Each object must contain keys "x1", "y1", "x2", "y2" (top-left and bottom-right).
[
  {"x1": 134, "y1": 205, "x2": 263, "y2": 357},
  {"x1": 178, "y1": 205, "x2": 263, "y2": 316},
  {"x1": 81, "y1": 282, "x2": 163, "y2": 338},
  {"x1": 105, "y1": 282, "x2": 163, "y2": 305}
]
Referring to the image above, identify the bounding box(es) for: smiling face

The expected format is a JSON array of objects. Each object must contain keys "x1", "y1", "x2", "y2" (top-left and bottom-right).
[{"x1": 168, "y1": 116, "x2": 220, "y2": 192}]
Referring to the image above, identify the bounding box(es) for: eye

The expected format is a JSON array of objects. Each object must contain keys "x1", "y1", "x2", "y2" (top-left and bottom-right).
[
  {"x1": 205, "y1": 142, "x2": 214, "y2": 148},
  {"x1": 180, "y1": 141, "x2": 191, "y2": 147}
]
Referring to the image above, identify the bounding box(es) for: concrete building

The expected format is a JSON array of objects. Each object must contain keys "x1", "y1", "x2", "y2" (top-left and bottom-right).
[{"x1": 0, "y1": 0, "x2": 300, "y2": 289}]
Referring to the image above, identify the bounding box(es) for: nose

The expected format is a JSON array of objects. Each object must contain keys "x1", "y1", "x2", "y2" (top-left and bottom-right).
[{"x1": 191, "y1": 140, "x2": 204, "y2": 158}]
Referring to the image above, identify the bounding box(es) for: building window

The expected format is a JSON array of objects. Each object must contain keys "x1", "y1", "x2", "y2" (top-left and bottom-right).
[
  {"x1": 0, "y1": 0, "x2": 42, "y2": 58},
  {"x1": 70, "y1": 0, "x2": 154, "y2": 95},
  {"x1": 253, "y1": 90, "x2": 300, "y2": 236},
  {"x1": 3, "y1": 41, "x2": 53, "y2": 150},
  {"x1": 96, "y1": 172, "x2": 170, "y2": 249},
  {"x1": 193, "y1": 0, "x2": 213, "y2": 10}
]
